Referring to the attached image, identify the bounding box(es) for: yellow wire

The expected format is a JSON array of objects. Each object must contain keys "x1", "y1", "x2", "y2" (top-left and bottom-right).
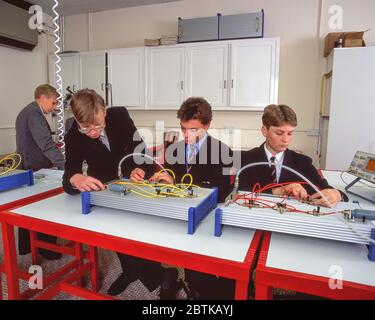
[
  {"x1": 180, "y1": 173, "x2": 193, "y2": 189},
  {"x1": 110, "y1": 170, "x2": 203, "y2": 199},
  {"x1": 154, "y1": 168, "x2": 176, "y2": 181},
  {"x1": 0, "y1": 153, "x2": 22, "y2": 176},
  {"x1": 112, "y1": 181, "x2": 166, "y2": 198}
]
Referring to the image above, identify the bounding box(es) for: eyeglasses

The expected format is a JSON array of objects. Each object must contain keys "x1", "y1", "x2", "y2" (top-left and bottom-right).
[{"x1": 77, "y1": 124, "x2": 106, "y2": 134}]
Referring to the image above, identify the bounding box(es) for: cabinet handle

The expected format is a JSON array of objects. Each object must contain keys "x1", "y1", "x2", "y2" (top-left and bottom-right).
[
  {"x1": 256, "y1": 17, "x2": 260, "y2": 33},
  {"x1": 180, "y1": 81, "x2": 184, "y2": 90},
  {"x1": 231, "y1": 80, "x2": 234, "y2": 88},
  {"x1": 101, "y1": 83, "x2": 105, "y2": 91},
  {"x1": 224, "y1": 80, "x2": 227, "y2": 89}
]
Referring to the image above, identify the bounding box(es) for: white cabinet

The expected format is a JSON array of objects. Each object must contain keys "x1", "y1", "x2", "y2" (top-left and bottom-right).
[
  {"x1": 49, "y1": 51, "x2": 106, "y2": 101},
  {"x1": 79, "y1": 51, "x2": 106, "y2": 98},
  {"x1": 145, "y1": 38, "x2": 279, "y2": 110},
  {"x1": 108, "y1": 48, "x2": 145, "y2": 108},
  {"x1": 49, "y1": 53, "x2": 80, "y2": 98},
  {"x1": 146, "y1": 46, "x2": 185, "y2": 109},
  {"x1": 48, "y1": 38, "x2": 279, "y2": 111},
  {"x1": 229, "y1": 39, "x2": 279, "y2": 109},
  {"x1": 185, "y1": 43, "x2": 228, "y2": 107}
]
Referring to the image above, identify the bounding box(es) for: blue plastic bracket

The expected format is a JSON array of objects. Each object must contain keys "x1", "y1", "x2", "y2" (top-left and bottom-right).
[
  {"x1": 81, "y1": 191, "x2": 92, "y2": 214},
  {"x1": 0, "y1": 169, "x2": 34, "y2": 192},
  {"x1": 187, "y1": 207, "x2": 195, "y2": 235},
  {"x1": 214, "y1": 208, "x2": 223, "y2": 237},
  {"x1": 368, "y1": 228, "x2": 375, "y2": 262},
  {"x1": 186, "y1": 187, "x2": 218, "y2": 235}
]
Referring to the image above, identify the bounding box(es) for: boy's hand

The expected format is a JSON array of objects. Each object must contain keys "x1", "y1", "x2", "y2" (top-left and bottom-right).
[
  {"x1": 149, "y1": 172, "x2": 174, "y2": 184},
  {"x1": 70, "y1": 174, "x2": 105, "y2": 192},
  {"x1": 130, "y1": 168, "x2": 146, "y2": 182}
]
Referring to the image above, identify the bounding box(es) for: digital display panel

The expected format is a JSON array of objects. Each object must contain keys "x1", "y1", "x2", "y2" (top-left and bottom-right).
[{"x1": 365, "y1": 158, "x2": 375, "y2": 172}]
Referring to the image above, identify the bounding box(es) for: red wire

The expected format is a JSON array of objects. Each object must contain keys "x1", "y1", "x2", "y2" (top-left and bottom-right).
[{"x1": 234, "y1": 181, "x2": 328, "y2": 216}]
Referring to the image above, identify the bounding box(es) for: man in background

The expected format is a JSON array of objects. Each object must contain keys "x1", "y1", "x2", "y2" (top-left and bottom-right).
[{"x1": 15, "y1": 84, "x2": 65, "y2": 259}]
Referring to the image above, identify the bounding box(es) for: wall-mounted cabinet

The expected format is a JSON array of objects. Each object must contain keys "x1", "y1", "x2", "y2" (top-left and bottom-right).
[
  {"x1": 145, "y1": 37, "x2": 279, "y2": 110},
  {"x1": 49, "y1": 51, "x2": 106, "y2": 101},
  {"x1": 229, "y1": 38, "x2": 279, "y2": 109},
  {"x1": 49, "y1": 37, "x2": 279, "y2": 111},
  {"x1": 49, "y1": 53, "x2": 80, "y2": 98},
  {"x1": 185, "y1": 43, "x2": 228, "y2": 107},
  {"x1": 108, "y1": 48, "x2": 145, "y2": 108},
  {"x1": 79, "y1": 51, "x2": 106, "y2": 98},
  {"x1": 146, "y1": 46, "x2": 185, "y2": 109}
]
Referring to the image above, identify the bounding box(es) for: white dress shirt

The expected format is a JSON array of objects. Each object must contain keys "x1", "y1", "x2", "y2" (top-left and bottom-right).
[{"x1": 264, "y1": 144, "x2": 285, "y2": 183}]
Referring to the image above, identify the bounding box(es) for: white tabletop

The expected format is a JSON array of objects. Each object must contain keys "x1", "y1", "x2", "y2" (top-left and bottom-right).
[
  {"x1": 0, "y1": 169, "x2": 62, "y2": 206},
  {"x1": 266, "y1": 232, "x2": 375, "y2": 286},
  {"x1": 265, "y1": 170, "x2": 375, "y2": 286},
  {"x1": 10, "y1": 194, "x2": 255, "y2": 262}
]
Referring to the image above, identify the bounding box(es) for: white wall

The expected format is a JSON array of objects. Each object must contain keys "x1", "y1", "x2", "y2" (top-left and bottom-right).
[
  {"x1": 64, "y1": 0, "x2": 322, "y2": 155},
  {"x1": 2, "y1": 0, "x2": 375, "y2": 165},
  {"x1": 0, "y1": 13, "x2": 55, "y2": 155}
]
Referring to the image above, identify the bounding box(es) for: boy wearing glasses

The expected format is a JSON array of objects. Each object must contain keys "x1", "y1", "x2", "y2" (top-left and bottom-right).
[{"x1": 63, "y1": 89, "x2": 168, "y2": 297}]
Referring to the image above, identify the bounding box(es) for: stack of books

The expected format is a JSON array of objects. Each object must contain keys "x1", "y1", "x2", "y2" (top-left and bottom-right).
[
  {"x1": 144, "y1": 38, "x2": 160, "y2": 46},
  {"x1": 160, "y1": 35, "x2": 178, "y2": 45}
]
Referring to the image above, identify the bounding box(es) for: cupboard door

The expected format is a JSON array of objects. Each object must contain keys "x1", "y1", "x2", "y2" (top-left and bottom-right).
[
  {"x1": 230, "y1": 39, "x2": 279, "y2": 109},
  {"x1": 108, "y1": 48, "x2": 145, "y2": 108},
  {"x1": 80, "y1": 52, "x2": 106, "y2": 99},
  {"x1": 185, "y1": 43, "x2": 228, "y2": 107},
  {"x1": 147, "y1": 46, "x2": 185, "y2": 109},
  {"x1": 49, "y1": 53, "x2": 80, "y2": 98}
]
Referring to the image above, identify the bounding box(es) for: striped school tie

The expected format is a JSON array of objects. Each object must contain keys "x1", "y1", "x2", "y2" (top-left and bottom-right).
[
  {"x1": 270, "y1": 156, "x2": 277, "y2": 183},
  {"x1": 188, "y1": 144, "x2": 197, "y2": 164}
]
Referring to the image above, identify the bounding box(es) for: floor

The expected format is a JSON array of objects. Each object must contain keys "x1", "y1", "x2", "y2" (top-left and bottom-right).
[{"x1": 0, "y1": 228, "x2": 187, "y2": 300}]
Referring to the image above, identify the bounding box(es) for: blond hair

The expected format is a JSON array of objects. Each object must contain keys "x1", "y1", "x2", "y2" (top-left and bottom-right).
[
  {"x1": 70, "y1": 89, "x2": 105, "y2": 124},
  {"x1": 262, "y1": 104, "x2": 297, "y2": 128},
  {"x1": 34, "y1": 84, "x2": 57, "y2": 99}
]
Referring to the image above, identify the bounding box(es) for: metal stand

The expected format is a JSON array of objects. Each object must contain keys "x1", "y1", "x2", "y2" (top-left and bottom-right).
[{"x1": 345, "y1": 177, "x2": 375, "y2": 205}]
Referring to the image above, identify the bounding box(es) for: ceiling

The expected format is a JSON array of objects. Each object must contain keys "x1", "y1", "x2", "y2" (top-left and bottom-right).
[{"x1": 30, "y1": 0, "x2": 181, "y2": 16}]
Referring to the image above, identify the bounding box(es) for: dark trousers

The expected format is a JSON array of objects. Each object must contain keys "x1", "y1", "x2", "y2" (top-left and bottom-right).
[
  {"x1": 117, "y1": 252, "x2": 165, "y2": 292},
  {"x1": 18, "y1": 227, "x2": 58, "y2": 255},
  {"x1": 185, "y1": 269, "x2": 235, "y2": 299}
]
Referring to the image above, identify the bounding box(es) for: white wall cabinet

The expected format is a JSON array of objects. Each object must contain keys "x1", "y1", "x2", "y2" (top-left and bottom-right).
[
  {"x1": 146, "y1": 46, "x2": 185, "y2": 109},
  {"x1": 49, "y1": 38, "x2": 279, "y2": 111},
  {"x1": 108, "y1": 48, "x2": 145, "y2": 108},
  {"x1": 229, "y1": 39, "x2": 279, "y2": 109},
  {"x1": 49, "y1": 53, "x2": 80, "y2": 98},
  {"x1": 79, "y1": 51, "x2": 106, "y2": 98},
  {"x1": 185, "y1": 43, "x2": 228, "y2": 107},
  {"x1": 49, "y1": 52, "x2": 105, "y2": 101},
  {"x1": 145, "y1": 38, "x2": 279, "y2": 110}
]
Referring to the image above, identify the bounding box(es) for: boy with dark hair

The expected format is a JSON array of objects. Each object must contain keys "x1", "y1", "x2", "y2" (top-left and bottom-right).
[
  {"x1": 132, "y1": 97, "x2": 235, "y2": 299},
  {"x1": 132, "y1": 97, "x2": 233, "y2": 202}
]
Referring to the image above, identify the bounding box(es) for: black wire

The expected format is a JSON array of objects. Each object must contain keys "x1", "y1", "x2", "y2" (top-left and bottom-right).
[{"x1": 341, "y1": 171, "x2": 375, "y2": 189}]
